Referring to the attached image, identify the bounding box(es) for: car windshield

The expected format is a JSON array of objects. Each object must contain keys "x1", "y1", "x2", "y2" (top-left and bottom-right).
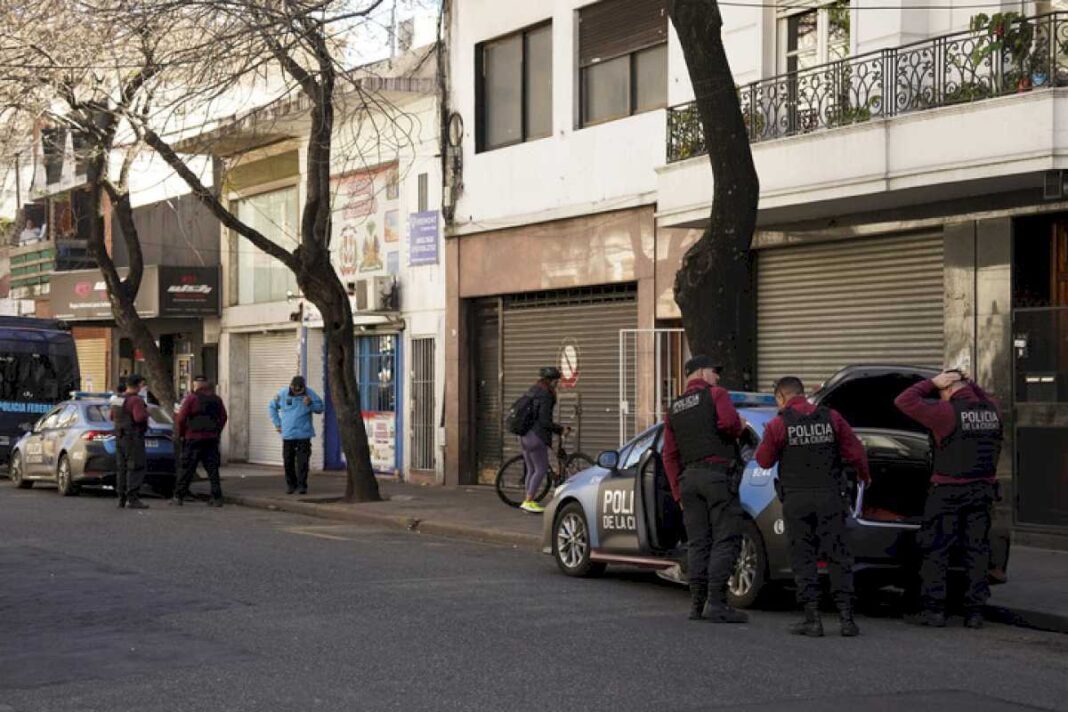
[{"x1": 148, "y1": 405, "x2": 173, "y2": 425}]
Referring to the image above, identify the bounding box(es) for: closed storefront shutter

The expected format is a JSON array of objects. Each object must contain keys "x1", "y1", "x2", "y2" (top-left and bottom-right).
[
  {"x1": 474, "y1": 300, "x2": 502, "y2": 482},
  {"x1": 757, "y1": 232, "x2": 945, "y2": 391},
  {"x1": 72, "y1": 327, "x2": 108, "y2": 393},
  {"x1": 248, "y1": 332, "x2": 298, "y2": 466},
  {"x1": 500, "y1": 285, "x2": 637, "y2": 464}
]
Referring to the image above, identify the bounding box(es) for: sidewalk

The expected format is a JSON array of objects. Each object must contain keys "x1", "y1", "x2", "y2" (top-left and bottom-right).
[
  {"x1": 204, "y1": 464, "x2": 1067, "y2": 634},
  {"x1": 209, "y1": 463, "x2": 543, "y2": 550}
]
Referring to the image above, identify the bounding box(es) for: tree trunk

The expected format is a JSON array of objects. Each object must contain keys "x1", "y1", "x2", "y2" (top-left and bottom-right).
[
  {"x1": 83, "y1": 142, "x2": 177, "y2": 408},
  {"x1": 668, "y1": 0, "x2": 760, "y2": 390}
]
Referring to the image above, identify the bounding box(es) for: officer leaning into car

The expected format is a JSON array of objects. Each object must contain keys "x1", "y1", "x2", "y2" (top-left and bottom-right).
[
  {"x1": 894, "y1": 369, "x2": 1003, "y2": 629},
  {"x1": 755, "y1": 376, "x2": 871, "y2": 637},
  {"x1": 662, "y1": 355, "x2": 749, "y2": 624},
  {"x1": 109, "y1": 373, "x2": 150, "y2": 510}
]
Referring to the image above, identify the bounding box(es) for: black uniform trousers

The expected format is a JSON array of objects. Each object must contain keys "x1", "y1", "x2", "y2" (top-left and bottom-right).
[
  {"x1": 176, "y1": 438, "x2": 222, "y2": 500},
  {"x1": 283, "y1": 439, "x2": 312, "y2": 491},
  {"x1": 115, "y1": 433, "x2": 146, "y2": 498},
  {"x1": 680, "y1": 465, "x2": 742, "y2": 597},
  {"x1": 783, "y1": 488, "x2": 854, "y2": 608},
  {"x1": 918, "y1": 480, "x2": 995, "y2": 613}
]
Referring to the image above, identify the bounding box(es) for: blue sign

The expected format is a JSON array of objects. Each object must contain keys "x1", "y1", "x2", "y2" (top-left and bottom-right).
[
  {"x1": 409, "y1": 211, "x2": 439, "y2": 266},
  {"x1": 0, "y1": 401, "x2": 51, "y2": 414}
]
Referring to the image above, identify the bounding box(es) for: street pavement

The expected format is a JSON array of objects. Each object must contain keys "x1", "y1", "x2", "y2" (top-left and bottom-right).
[{"x1": 2, "y1": 484, "x2": 1067, "y2": 712}]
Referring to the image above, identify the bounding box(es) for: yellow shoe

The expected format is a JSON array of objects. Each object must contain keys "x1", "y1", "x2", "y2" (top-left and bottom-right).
[{"x1": 520, "y1": 500, "x2": 545, "y2": 514}]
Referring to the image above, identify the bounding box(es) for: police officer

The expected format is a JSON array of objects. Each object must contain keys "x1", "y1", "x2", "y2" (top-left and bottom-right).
[
  {"x1": 662, "y1": 355, "x2": 748, "y2": 623},
  {"x1": 110, "y1": 373, "x2": 150, "y2": 510},
  {"x1": 755, "y1": 377, "x2": 871, "y2": 637},
  {"x1": 172, "y1": 376, "x2": 228, "y2": 507},
  {"x1": 895, "y1": 369, "x2": 1003, "y2": 629}
]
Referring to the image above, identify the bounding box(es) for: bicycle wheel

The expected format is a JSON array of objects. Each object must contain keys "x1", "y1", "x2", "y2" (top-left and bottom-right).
[
  {"x1": 563, "y1": 452, "x2": 595, "y2": 478},
  {"x1": 495, "y1": 455, "x2": 530, "y2": 508}
]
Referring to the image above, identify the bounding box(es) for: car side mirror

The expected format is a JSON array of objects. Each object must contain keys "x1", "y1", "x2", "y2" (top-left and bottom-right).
[
  {"x1": 18, "y1": 422, "x2": 32, "y2": 433},
  {"x1": 597, "y1": 450, "x2": 620, "y2": 471}
]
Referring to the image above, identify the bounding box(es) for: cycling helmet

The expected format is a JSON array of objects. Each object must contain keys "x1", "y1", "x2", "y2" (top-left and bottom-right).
[{"x1": 539, "y1": 366, "x2": 562, "y2": 380}]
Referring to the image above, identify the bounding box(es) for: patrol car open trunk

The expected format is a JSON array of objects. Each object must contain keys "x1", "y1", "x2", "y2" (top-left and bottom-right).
[{"x1": 811, "y1": 366, "x2": 939, "y2": 526}]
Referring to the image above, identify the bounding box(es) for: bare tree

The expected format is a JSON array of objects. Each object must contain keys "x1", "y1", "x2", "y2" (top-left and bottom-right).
[
  {"x1": 0, "y1": 1, "x2": 177, "y2": 407},
  {"x1": 668, "y1": 0, "x2": 760, "y2": 389}
]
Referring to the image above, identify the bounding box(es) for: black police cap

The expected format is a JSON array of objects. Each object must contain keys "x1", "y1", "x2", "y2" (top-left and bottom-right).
[{"x1": 685, "y1": 355, "x2": 723, "y2": 374}]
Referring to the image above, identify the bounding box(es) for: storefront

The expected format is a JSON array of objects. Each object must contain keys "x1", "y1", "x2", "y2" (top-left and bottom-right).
[{"x1": 49, "y1": 265, "x2": 221, "y2": 399}]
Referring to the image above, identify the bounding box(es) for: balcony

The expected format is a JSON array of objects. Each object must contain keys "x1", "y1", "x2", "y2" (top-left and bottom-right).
[{"x1": 667, "y1": 12, "x2": 1068, "y2": 163}]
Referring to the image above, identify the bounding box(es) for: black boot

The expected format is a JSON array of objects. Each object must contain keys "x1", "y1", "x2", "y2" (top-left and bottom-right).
[
  {"x1": 963, "y1": 610, "x2": 984, "y2": 629},
  {"x1": 117, "y1": 495, "x2": 126, "y2": 509},
  {"x1": 688, "y1": 583, "x2": 708, "y2": 621},
  {"x1": 790, "y1": 603, "x2": 824, "y2": 637},
  {"x1": 704, "y1": 590, "x2": 749, "y2": 624},
  {"x1": 125, "y1": 496, "x2": 149, "y2": 510},
  {"x1": 170, "y1": 494, "x2": 184, "y2": 507},
  {"x1": 839, "y1": 606, "x2": 860, "y2": 637}
]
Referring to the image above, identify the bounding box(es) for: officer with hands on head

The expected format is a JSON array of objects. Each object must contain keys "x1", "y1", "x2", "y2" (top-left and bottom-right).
[
  {"x1": 755, "y1": 376, "x2": 871, "y2": 637},
  {"x1": 894, "y1": 369, "x2": 1003, "y2": 629},
  {"x1": 662, "y1": 355, "x2": 749, "y2": 624}
]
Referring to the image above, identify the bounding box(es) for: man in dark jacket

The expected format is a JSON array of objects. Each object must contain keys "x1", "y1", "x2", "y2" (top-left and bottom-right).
[
  {"x1": 172, "y1": 376, "x2": 228, "y2": 507},
  {"x1": 755, "y1": 376, "x2": 871, "y2": 637},
  {"x1": 662, "y1": 355, "x2": 748, "y2": 623},
  {"x1": 518, "y1": 367, "x2": 569, "y2": 514},
  {"x1": 895, "y1": 370, "x2": 1003, "y2": 629},
  {"x1": 110, "y1": 374, "x2": 150, "y2": 510}
]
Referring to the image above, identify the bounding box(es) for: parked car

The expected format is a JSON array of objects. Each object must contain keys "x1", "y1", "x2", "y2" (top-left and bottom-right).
[
  {"x1": 6, "y1": 393, "x2": 176, "y2": 497},
  {"x1": 541, "y1": 365, "x2": 1012, "y2": 608}
]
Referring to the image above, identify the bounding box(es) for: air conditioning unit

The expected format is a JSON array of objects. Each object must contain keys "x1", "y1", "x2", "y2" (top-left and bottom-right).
[{"x1": 354, "y1": 276, "x2": 398, "y2": 313}]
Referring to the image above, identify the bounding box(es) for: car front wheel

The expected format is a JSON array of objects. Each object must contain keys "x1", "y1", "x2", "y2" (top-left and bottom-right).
[
  {"x1": 727, "y1": 519, "x2": 767, "y2": 609},
  {"x1": 9, "y1": 452, "x2": 32, "y2": 489},
  {"x1": 56, "y1": 455, "x2": 79, "y2": 497},
  {"x1": 553, "y1": 502, "x2": 605, "y2": 578}
]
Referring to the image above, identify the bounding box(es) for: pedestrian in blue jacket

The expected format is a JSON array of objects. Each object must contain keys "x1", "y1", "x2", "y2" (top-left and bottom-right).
[{"x1": 268, "y1": 375, "x2": 324, "y2": 494}]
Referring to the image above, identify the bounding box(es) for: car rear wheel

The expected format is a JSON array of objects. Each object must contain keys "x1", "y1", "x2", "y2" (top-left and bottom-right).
[
  {"x1": 727, "y1": 519, "x2": 767, "y2": 609},
  {"x1": 553, "y1": 502, "x2": 605, "y2": 578},
  {"x1": 56, "y1": 455, "x2": 79, "y2": 497},
  {"x1": 9, "y1": 453, "x2": 32, "y2": 489}
]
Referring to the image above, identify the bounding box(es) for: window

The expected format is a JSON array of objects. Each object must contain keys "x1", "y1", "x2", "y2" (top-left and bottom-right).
[
  {"x1": 356, "y1": 335, "x2": 396, "y2": 413},
  {"x1": 477, "y1": 22, "x2": 552, "y2": 151},
  {"x1": 56, "y1": 404, "x2": 79, "y2": 429},
  {"x1": 85, "y1": 405, "x2": 108, "y2": 423},
  {"x1": 233, "y1": 186, "x2": 299, "y2": 305},
  {"x1": 778, "y1": 1, "x2": 851, "y2": 74},
  {"x1": 621, "y1": 427, "x2": 659, "y2": 470},
  {"x1": 579, "y1": 0, "x2": 668, "y2": 127},
  {"x1": 35, "y1": 406, "x2": 64, "y2": 432}
]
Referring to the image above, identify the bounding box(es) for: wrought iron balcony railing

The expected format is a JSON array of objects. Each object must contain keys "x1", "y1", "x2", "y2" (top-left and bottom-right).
[{"x1": 667, "y1": 12, "x2": 1068, "y2": 162}]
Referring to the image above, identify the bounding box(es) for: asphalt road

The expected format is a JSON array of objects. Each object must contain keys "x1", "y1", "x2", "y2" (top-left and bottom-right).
[{"x1": 2, "y1": 485, "x2": 1067, "y2": 712}]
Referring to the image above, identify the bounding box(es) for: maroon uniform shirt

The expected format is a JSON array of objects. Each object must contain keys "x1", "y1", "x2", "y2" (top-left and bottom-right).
[
  {"x1": 662, "y1": 378, "x2": 744, "y2": 503},
  {"x1": 176, "y1": 386, "x2": 229, "y2": 441},
  {"x1": 754, "y1": 395, "x2": 871, "y2": 484}
]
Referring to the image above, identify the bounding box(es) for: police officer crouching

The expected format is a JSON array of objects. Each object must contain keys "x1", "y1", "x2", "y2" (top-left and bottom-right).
[
  {"x1": 662, "y1": 355, "x2": 748, "y2": 623},
  {"x1": 755, "y1": 376, "x2": 871, "y2": 637},
  {"x1": 894, "y1": 369, "x2": 1003, "y2": 629}
]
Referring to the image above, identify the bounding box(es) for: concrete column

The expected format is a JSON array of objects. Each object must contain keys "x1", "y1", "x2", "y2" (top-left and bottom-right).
[
  {"x1": 943, "y1": 221, "x2": 977, "y2": 372},
  {"x1": 443, "y1": 236, "x2": 469, "y2": 485}
]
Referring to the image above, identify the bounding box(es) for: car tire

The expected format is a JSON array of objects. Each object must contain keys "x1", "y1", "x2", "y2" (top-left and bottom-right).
[
  {"x1": 727, "y1": 519, "x2": 767, "y2": 610},
  {"x1": 9, "y1": 452, "x2": 32, "y2": 489},
  {"x1": 56, "y1": 455, "x2": 79, "y2": 497},
  {"x1": 552, "y1": 501, "x2": 605, "y2": 578}
]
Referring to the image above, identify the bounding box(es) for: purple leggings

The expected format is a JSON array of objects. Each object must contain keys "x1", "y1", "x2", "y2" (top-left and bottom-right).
[{"x1": 520, "y1": 431, "x2": 551, "y2": 499}]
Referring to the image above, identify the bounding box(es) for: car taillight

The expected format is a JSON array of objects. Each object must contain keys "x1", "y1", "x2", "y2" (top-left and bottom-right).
[{"x1": 81, "y1": 430, "x2": 114, "y2": 442}]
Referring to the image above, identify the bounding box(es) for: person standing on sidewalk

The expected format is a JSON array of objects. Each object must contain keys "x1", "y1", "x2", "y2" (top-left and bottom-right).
[
  {"x1": 109, "y1": 374, "x2": 150, "y2": 510},
  {"x1": 662, "y1": 355, "x2": 748, "y2": 624},
  {"x1": 268, "y1": 375, "x2": 323, "y2": 495},
  {"x1": 895, "y1": 369, "x2": 1003, "y2": 629},
  {"x1": 172, "y1": 376, "x2": 228, "y2": 507},
  {"x1": 515, "y1": 367, "x2": 569, "y2": 515},
  {"x1": 755, "y1": 376, "x2": 871, "y2": 637}
]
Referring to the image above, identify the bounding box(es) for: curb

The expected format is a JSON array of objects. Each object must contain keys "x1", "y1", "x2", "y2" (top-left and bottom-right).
[
  {"x1": 223, "y1": 493, "x2": 542, "y2": 551},
  {"x1": 983, "y1": 604, "x2": 1068, "y2": 635}
]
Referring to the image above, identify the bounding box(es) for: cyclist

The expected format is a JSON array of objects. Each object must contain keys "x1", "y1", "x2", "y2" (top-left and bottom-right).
[{"x1": 518, "y1": 366, "x2": 570, "y2": 514}]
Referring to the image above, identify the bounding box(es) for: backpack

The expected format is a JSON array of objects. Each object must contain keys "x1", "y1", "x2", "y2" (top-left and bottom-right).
[{"x1": 506, "y1": 391, "x2": 537, "y2": 436}]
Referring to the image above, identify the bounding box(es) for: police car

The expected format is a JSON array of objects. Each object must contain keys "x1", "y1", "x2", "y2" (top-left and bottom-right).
[
  {"x1": 7, "y1": 392, "x2": 176, "y2": 497},
  {"x1": 541, "y1": 365, "x2": 1012, "y2": 608}
]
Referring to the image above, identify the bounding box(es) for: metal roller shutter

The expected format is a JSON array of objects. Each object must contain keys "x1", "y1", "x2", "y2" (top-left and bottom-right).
[
  {"x1": 72, "y1": 328, "x2": 107, "y2": 393},
  {"x1": 758, "y1": 232, "x2": 944, "y2": 391},
  {"x1": 248, "y1": 332, "x2": 298, "y2": 465},
  {"x1": 474, "y1": 301, "x2": 502, "y2": 483},
  {"x1": 501, "y1": 286, "x2": 637, "y2": 463}
]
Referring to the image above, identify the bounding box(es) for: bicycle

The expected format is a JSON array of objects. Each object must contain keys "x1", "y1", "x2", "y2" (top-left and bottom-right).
[{"x1": 495, "y1": 432, "x2": 594, "y2": 508}]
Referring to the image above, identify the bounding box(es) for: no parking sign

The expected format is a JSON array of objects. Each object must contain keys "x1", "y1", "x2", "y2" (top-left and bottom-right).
[{"x1": 558, "y1": 339, "x2": 580, "y2": 389}]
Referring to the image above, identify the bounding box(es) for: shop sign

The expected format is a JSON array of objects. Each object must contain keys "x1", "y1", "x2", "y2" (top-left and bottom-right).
[
  {"x1": 158, "y1": 266, "x2": 220, "y2": 316},
  {"x1": 362, "y1": 411, "x2": 396, "y2": 473},
  {"x1": 409, "y1": 211, "x2": 439, "y2": 266},
  {"x1": 50, "y1": 268, "x2": 156, "y2": 320}
]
